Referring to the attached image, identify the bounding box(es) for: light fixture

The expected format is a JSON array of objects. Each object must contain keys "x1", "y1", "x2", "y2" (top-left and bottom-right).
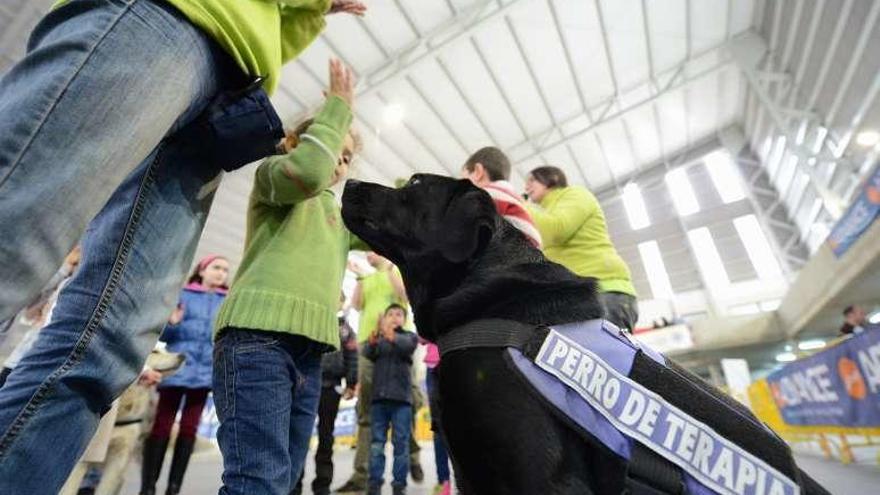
[
  {"x1": 855, "y1": 130, "x2": 880, "y2": 147},
  {"x1": 705, "y1": 151, "x2": 746, "y2": 203},
  {"x1": 637, "y1": 240, "x2": 674, "y2": 300},
  {"x1": 733, "y1": 215, "x2": 783, "y2": 279},
  {"x1": 665, "y1": 168, "x2": 700, "y2": 216},
  {"x1": 869, "y1": 311, "x2": 880, "y2": 324},
  {"x1": 686, "y1": 227, "x2": 730, "y2": 289},
  {"x1": 622, "y1": 183, "x2": 650, "y2": 230},
  {"x1": 382, "y1": 103, "x2": 405, "y2": 126},
  {"x1": 798, "y1": 340, "x2": 826, "y2": 351},
  {"x1": 775, "y1": 352, "x2": 797, "y2": 363}
]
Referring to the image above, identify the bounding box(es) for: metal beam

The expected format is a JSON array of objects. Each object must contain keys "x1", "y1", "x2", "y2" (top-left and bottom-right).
[
  {"x1": 342, "y1": 0, "x2": 523, "y2": 104},
  {"x1": 805, "y1": 0, "x2": 854, "y2": 110},
  {"x1": 594, "y1": 0, "x2": 620, "y2": 96},
  {"x1": 548, "y1": 0, "x2": 593, "y2": 119},
  {"x1": 514, "y1": 55, "x2": 733, "y2": 164},
  {"x1": 435, "y1": 55, "x2": 503, "y2": 148},
  {"x1": 734, "y1": 53, "x2": 846, "y2": 219},
  {"x1": 779, "y1": 0, "x2": 805, "y2": 70},
  {"x1": 824, "y1": 0, "x2": 880, "y2": 130}
]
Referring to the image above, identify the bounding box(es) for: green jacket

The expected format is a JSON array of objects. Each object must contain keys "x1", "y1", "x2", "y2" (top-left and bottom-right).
[
  {"x1": 527, "y1": 187, "x2": 636, "y2": 297},
  {"x1": 53, "y1": 0, "x2": 328, "y2": 94},
  {"x1": 214, "y1": 96, "x2": 360, "y2": 349},
  {"x1": 357, "y1": 269, "x2": 408, "y2": 343},
  {"x1": 162, "y1": 0, "x2": 330, "y2": 94}
]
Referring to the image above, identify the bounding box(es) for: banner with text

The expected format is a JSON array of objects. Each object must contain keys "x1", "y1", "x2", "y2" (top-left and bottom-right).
[
  {"x1": 766, "y1": 330, "x2": 880, "y2": 427},
  {"x1": 827, "y1": 163, "x2": 880, "y2": 257}
]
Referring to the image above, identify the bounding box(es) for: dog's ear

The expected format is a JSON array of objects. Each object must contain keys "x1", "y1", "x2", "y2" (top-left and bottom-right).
[{"x1": 437, "y1": 184, "x2": 497, "y2": 264}]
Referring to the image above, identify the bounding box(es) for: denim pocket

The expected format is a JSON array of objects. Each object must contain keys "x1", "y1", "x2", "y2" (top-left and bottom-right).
[{"x1": 234, "y1": 330, "x2": 280, "y2": 353}]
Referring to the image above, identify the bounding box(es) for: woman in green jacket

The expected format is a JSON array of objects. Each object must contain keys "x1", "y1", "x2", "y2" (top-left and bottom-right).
[{"x1": 525, "y1": 166, "x2": 639, "y2": 331}]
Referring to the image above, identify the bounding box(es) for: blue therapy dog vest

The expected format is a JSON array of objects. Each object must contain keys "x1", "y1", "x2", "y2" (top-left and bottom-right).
[{"x1": 438, "y1": 319, "x2": 802, "y2": 495}]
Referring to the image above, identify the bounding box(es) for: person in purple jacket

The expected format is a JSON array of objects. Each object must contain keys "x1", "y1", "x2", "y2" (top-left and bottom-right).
[{"x1": 140, "y1": 255, "x2": 229, "y2": 495}]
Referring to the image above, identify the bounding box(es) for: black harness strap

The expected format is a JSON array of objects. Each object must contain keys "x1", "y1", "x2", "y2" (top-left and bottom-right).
[
  {"x1": 626, "y1": 442, "x2": 686, "y2": 495},
  {"x1": 438, "y1": 319, "x2": 684, "y2": 495},
  {"x1": 436, "y1": 318, "x2": 539, "y2": 358}
]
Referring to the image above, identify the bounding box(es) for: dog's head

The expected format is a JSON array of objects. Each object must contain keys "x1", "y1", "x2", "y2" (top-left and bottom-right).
[
  {"x1": 342, "y1": 174, "x2": 499, "y2": 267},
  {"x1": 342, "y1": 174, "x2": 502, "y2": 337},
  {"x1": 145, "y1": 347, "x2": 186, "y2": 377}
]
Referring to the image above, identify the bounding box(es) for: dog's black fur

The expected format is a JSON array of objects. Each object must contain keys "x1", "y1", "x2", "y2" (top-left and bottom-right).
[{"x1": 341, "y1": 174, "x2": 827, "y2": 494}]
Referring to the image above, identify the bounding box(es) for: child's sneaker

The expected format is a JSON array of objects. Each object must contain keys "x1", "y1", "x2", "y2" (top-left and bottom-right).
[
  {"x1": 392, "y1": 485, "x2": 407, "y2": 495},
  {"x1": 367, "y1": 483, "x2": 382, "y2": 495},
  {"x1": 432, "y1": 481, "x2": 451, "y2": 495}
]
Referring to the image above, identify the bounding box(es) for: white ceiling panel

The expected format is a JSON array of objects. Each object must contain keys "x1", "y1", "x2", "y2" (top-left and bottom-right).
[
  {"x1": 645, "y1": 0, "x2": 688, "y2": 74},
  {"x1": 656, "y1": 90, "x2": 691, "y2": 159},
  {"x1": 596, "y1": 120, "x2": 638, "y2": 179},
  {"x1": 355, "y1": 1, "x2": 420, "y2": 52},
  {"x1": 601, "y1": 0, "x2": 651, "y2": 90},
  {"x1": 402, "y1": 0, "x2": 458, "y2": 35},
  {"x1": 470, "y1": 17, "x2": 552, "y2": 139},
  {"x1": 553, "y1": 0, "x2": 617, "y2": 106},
  {"x1": 319, "y1": 16, "x2": 388, "y2": 72},
  {"x1": 690, "y1": 0, "x2": 729, "y2": 55},
  {"x1": 506, "y1": 1, "x2": 583, "y2": 123},
  {"x1": 408, "y1": 58, "x2": 495, "y2": 151},
  {"x1": 623, "y1": 106, "x2": 663, "y2": 166}
]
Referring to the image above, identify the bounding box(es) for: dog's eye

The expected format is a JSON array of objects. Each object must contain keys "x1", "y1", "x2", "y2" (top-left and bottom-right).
[{"x1": 407, "y1": 177, "x2": 421, "y2": 186}]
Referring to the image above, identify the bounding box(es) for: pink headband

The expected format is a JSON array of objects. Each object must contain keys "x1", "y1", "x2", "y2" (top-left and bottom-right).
[{"x1": 198, "y1": 255, "x2": 224, "y2": 272}]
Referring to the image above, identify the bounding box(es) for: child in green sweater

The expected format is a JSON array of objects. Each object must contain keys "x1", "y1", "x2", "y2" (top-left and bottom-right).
[{"x1": 212, "y1": 59, "x2": 363, "y2": 495}]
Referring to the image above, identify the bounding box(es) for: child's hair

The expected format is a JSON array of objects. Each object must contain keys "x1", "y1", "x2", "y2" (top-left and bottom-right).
[
  {"x1": 529, "y1": 165, "x2": 568, "y2": 189},
  {"x1": 384, "y1": 303, "x2": 407, "y2": 316},
  {"x1": 463, "y1": 146, "x2": 511, "y2": 181},
  {"x1": 283, "y1": 118, "x2": 363, "y2": 155},
  {"x1": 187, "y1": 255, "x2": 229, "y2": 288}
]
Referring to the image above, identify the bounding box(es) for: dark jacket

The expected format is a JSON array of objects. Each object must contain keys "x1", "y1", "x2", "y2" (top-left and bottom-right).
[
  {"x1": 363, "y1": 327, "x2": 418, "y2": 404},
  {"x1": 321, "y1": 317, "x2": 359, "y2": 388}
]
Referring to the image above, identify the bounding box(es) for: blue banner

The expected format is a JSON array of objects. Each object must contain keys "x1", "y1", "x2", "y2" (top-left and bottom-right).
[
  {"x1": 827, "y1": 163, "x2": 880, "y2": 257},
  {"x1": 767, "y1": 329, "x2": 880, "y2": 427}
]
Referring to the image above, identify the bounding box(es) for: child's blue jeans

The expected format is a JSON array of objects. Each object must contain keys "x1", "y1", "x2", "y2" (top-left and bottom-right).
[
  {"x1": 369, "y1": 399, "x2": 413, "y2": 489},
  {"x1": 213, "y1": 328, "x2": 323, "y2": 495}
]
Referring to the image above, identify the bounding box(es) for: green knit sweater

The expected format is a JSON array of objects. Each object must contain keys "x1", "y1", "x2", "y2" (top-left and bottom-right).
[
  {"x1": 53, "y1": 0, "x2": 328, "y2": 94},
  {"x1": 164, "y1": 0, "x2": 330, "y2": 94},
  {"x1": 527, "y1": 187, "x2": 637, "y2": 297},
  {"x1": 215, "y1": 96, "x2": 360, "y2": 349}
]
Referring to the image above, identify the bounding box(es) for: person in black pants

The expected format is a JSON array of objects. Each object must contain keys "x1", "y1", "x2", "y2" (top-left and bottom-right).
[{"x1": 292, "y1": 310, "x2": 359, "y2": 495}]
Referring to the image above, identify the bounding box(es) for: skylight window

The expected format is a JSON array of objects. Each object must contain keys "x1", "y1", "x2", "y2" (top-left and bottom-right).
[
  {"x1": 622, "y1": 183, "x2": 650, "y2": 230},
  {"x1": 733, "y1": 215, "x2": 783, "y2": 279},
  {"x1": 704, "y1": 151, "x2": 746, "y2": 203},
  {"x1": 665, "y1": 168, "x2": 700, "y2": 216},
  {"x1": 686, "y1": 227, "x2": 730, "y2": 289},
  {"x1": 767, "y1": 136, "x2": 787, "y2": 179},
  {"x1": 638, "y1": 241, "x2": 674, "y2": 300}
]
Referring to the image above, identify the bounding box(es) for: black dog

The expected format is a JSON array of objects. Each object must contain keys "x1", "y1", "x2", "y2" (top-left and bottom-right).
[{"x1": 341, "y1": 174, "x2": 828, "y2": 495}]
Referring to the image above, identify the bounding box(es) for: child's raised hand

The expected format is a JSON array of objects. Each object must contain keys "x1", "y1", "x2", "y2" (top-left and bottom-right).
[
  {"x1": 328, "y1": 58, "x2": 355, "y2": 109},
  {"x1": 347, "y1": 259, "x2": 367, "y2": 277},
  {"x1": 169, "y1": 304, "x2": 184, "y2": 325}
]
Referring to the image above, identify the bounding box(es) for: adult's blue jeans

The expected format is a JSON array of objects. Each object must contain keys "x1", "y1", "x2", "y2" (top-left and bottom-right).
[
  {"x1": 369, "y1": 400, "x2": 412, "y2": 489},
  {"x1": 213, "y1": 329, "x2": 323, "y2": 495},
  {"x1": 0, "y1": 0, "x2": 252, "y2": 492}
]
